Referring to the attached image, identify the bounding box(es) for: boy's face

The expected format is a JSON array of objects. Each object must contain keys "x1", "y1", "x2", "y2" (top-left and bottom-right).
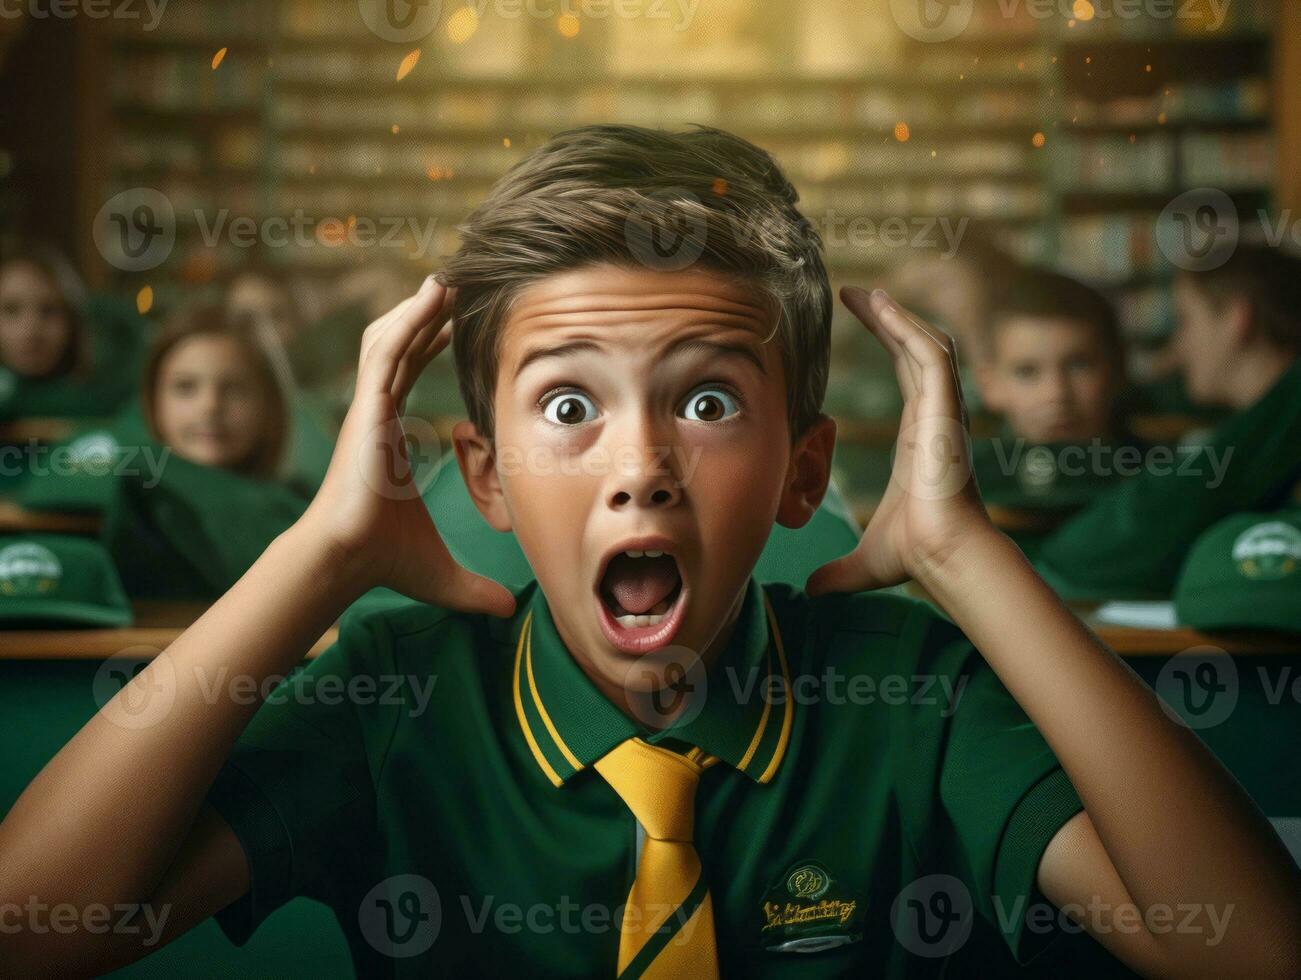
[
  {"x1": 982, "y1": 316, "x2": 1117, "y2": 443},
  {"x1": 0, "y1": 261, "x2": 73, "y2": 379},
  {"x1": 456, "y1": 263, "x2": 832, "y2": 700},
  {"x1": 155, "y1": 334, "x2": 271, "y2": 472}
]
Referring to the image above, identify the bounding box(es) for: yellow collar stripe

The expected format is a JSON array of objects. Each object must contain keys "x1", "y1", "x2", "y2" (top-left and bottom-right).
[
  {"x1": 525, "y1": 619, "x2": 583, "y2": 771},
  {"x1": 512, "y1": 610, "x2": 564, "y2": 788},
  {"x1": 755, "y1": 591, "x2": 793, "y2": 785}
]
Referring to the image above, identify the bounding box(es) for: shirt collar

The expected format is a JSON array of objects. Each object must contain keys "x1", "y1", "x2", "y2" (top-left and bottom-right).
[{"x1": 511, "y1": 575, "x2": 794, "y2": 788}]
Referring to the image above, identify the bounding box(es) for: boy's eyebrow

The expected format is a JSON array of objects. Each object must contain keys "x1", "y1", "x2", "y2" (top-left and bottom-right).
[{"x1": 514, "y1": 336, "x2": 768, "y2": 379}]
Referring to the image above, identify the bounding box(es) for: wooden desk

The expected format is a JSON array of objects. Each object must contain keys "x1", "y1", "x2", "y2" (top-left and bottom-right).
[
  {"x1": 0, "y1": 601, "x2": 338, "y2": 659},
  {"x1": 0, "y1": 500, "x2": 101, "y2": 535}
]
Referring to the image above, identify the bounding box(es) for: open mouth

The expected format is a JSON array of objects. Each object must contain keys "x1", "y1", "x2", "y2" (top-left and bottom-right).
[{"x1": 595, "y1": 543, "x2": 688, "y2": 654}]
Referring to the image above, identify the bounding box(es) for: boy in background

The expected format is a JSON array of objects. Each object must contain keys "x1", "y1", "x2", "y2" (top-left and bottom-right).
[
  {"x1": 1036, "y1": 245, "x2": 1301, "y2": 596},
  {"x1": 972, "y1": 267, "x2": 1148, "y2": 522}
]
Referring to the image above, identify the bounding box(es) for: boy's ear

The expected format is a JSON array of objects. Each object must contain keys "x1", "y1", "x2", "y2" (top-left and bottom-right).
[
  {"x1": 1225, "y1": 294, "x2": 1253, "y2": 346},
  {"x1": 452, "y1": 420, "x2": 512, "y2": 532},
  {"x1": 776, "y1": 414, "x2": 837, "y2": 530}
]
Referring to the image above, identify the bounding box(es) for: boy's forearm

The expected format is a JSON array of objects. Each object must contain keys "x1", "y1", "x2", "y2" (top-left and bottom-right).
[
  {"x1": 917, "y1": 530, "x2": 1301, "y2": 969},
  {"x1": 0, "y1": 522, "x2": 364, "y2": 934}
]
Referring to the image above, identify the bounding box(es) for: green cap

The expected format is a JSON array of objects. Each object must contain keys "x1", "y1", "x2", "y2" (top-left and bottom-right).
[
  {"x1": 1174, "y1": 511, "x2": 1301, "y2": 633},
  {"x1": 0, "y1": 533, "x2": 132, "y2": 627}
]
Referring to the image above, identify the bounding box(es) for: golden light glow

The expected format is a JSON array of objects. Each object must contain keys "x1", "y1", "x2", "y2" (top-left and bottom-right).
[
  {"x1": 557, "y1": 13, "x2": 580, "y2": 38},
  {"x1": 1073, "y1": 0, "x2": 1096, "y2": 21},
  {"x1": 894, "y1": 121, "x2": 910, "y2": 142},
  {"x1": 396, "y1": 49, "x2": 421, "y2": 81},
  {"x1": 1032, "y1": 132, "x2": 1047, "y2": 148},
  {"x1": 211, "y1": 47, "x2": 227, "y2": 70},
  {"x1": 136, "y1": 286, "x2": 153, "y2": 315},
  {"x1": 447, "y1": 6, "x2": 479, "y2": 44}
]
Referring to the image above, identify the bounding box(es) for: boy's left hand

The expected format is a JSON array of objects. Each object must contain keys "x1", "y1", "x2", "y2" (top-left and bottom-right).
[{"x1": 807, "y1": 287, "x2": 996, "y2": 594}]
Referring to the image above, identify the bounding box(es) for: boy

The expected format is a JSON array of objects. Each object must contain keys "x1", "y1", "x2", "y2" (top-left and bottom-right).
[
  {"x1": 1035, "y1": 245, "x2": 1301, "y2": 596},
  {"x1": 1, "y1": 126, "x2": 1297, "y2": 978},
  {"x1": 973, "y1": 266, "x2": 1143, "y2": 517}
]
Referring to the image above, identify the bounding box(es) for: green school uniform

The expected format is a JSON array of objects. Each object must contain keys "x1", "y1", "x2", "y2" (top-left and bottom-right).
[
  {"x1": 1035, "y1": 358, "x2": 1301, "y2": 599},
  {"x1": 18, "y1": 423, "x2": 309, "y2": 598},
  {"x1": 0, "y1": 294, "x2": 148, "y2": 422},
  {"x1": 422, "y1": 455, "x2": 863, "y2": 592},
  {"x1": 971, "y1": 427, "x2": 1151, "y2": 516},
  {"x1": 204, "y1": 577, "x2": 1084, "y2": 977}
]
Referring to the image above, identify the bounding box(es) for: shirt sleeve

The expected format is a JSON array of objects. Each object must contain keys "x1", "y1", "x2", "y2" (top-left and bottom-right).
[
  {"x1": 203, "y1": 610, "x2": 396, "y2": 946},
  {"x1": 1036, "y1": 362, "x2": 1301, "y2": 596},
  {"x1": 903, "y1": 604, "x2": 1086, "y2": 964}
]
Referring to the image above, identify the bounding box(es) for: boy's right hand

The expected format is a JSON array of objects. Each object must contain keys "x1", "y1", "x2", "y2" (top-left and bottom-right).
[{"x1": 300, "y1": 275, "x2": 516, "y2": 617}]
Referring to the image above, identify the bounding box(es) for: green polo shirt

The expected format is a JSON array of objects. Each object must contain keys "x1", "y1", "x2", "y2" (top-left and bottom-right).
[
  {"x1": 204, "y1": 576, "x2": 1084, "y2": 977},
  {"x1": 1035, "y1": 358, "x2": 1301, "y2": 598}
]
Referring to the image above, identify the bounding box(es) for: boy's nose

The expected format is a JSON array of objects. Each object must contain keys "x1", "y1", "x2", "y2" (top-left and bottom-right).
[{"x1": 606, "y1": 448, "x2": 682, "y2": 511}]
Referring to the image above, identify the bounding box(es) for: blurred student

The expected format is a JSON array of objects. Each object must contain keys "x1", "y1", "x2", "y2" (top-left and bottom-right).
[
  {"x1": 0, "y1": 243, "x2": 146, "y2": 420},
  {"x1": 221, "y1": 266, "x2": 336, "y2": 488},
  {"x1": 1035, "y1": 244, "x2": 1301, "y2": 596},
  {"x1": 104, "y1": 305, "x2": 309, "y2": 599},
  {"x1": 972, "y1": 267, "x2": 1147, "y2": 517}
]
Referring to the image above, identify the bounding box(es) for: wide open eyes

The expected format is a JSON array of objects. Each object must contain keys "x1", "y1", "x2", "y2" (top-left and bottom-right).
[
  {"x1": 540, "y1": 389, "x2": 598, "y2": 426},
  {"x1": 680, "y1": 386, "x2": 740, "y2": 422}
]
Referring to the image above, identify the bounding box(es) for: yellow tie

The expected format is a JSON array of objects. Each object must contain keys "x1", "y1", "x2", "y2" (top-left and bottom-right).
[{"x1": 593, "y1": 738, "x2": 722, "y2": 980}]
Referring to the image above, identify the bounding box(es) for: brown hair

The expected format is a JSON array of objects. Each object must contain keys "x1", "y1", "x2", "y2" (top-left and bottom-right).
[
  {"x1": 142, "y1": 303, "x2": 289, "y2": 478},
  {"x1": 1179, "y1": 244, "x2": 1301, "y2": 354},
  {"x1": 441, "y1": 124, "x2": 832, "y2": 440},
  {"x1": 0, "y1": 243, "x2": 89, "y2": 379},
  {"x1": 992, "y1": 265, "x2": 1126, "y2": 375}
]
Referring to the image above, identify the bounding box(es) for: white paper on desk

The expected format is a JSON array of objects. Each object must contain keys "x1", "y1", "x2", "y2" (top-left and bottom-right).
[{"x1": 1091, "y1": 601, "x2": 1179, "y2": 630}]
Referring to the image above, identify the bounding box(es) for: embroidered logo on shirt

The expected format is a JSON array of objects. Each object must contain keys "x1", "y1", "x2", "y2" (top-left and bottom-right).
[{"x1": 760, "y1": 861, "x2": 862, "y2": 953}]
